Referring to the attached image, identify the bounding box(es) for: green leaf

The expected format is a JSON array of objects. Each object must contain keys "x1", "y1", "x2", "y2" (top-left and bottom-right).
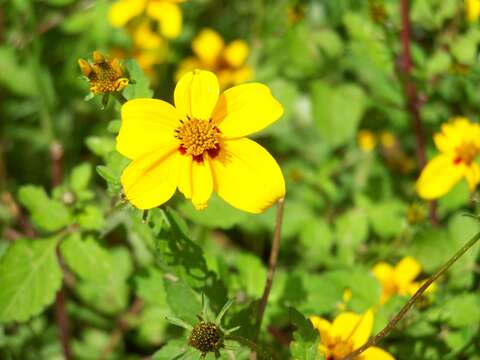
[
  {"x1": 135, "y1": 267, "x2": 168, "y2": 307},
  {"x1": 60, "y1": 234, "x2": 112, "y2": 281},
  {"x1": 123, "y1": 59, "x2": 154, "y2": 99},
  {"x1": 70, "y1": 163, "x2": 92, "y2": 193},
  {"x1": 0, "y1": 238, "x2": 62, "y2": 323},
  {"x1": 335, "y1": 209, "x2": 369, "y2": 265},
  {"x1": 85, "y1": 136, "x2": 115, "y2": 157},
  {"x1": 77, "y1": 205, "x2": 105, "y2": 231},
  {"x1": 311, "y1": 81, "x2": 366, "y2": 149},
  {"x1": 152, "y1": 339, "x2": 193, "y2": 360},
  {"x1": 18, "y1": 185, "x2": 71, "y2": 232},
  {"x1": 368, "y1": 200, "x2": 406, "y2": 238},
  {"x1": 235, "y1": 252, "x2": 267, "y2": 298},
  {"x1": 164, "y1": 277, "x2": 202, "y2": 326},
  {"x1": 289, "y1": 308, "x2": 323, "y2": 360}
]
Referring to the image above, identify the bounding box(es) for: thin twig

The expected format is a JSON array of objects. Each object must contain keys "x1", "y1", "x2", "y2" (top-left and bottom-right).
[
  {"x1": 250, "y1": 198, "x2": 286, "y2": 360},
  {"x1": 100, "y1": 298, "x2": 144, "y2": 360},
  {"x1": 398, "y1": 0, "x2": 438, "y2": 225},
  {"x1": 342, "y1": 230, "x2": 480, "y2": 360}
]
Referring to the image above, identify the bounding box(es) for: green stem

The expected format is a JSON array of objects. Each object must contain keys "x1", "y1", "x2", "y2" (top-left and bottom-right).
[
  {"x1": 342, "y1": 230, "x2": 480, "y2": 360},
  {"x1": 112, "y1": 92, "x2": 128, "y2": 105}
]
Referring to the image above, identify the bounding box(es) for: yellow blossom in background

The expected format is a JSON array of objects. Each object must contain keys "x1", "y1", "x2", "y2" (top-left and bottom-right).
[
  {"x1": 310, "y1": 310, "x2": 394, "y2": 360},
  {"x1": 416, "y1": 117, "x2": 480, "y2": 199},
  {"x1": 465, "y1": 0, "x2": 480, "y2": 22},
  {"x1": 116, "y1": 69, "x2": 285, "y2": 212},
  {"x1": 109, "y1": 0, "x2": 184, "y2": 39},
  {"x1": 372, "y1": 256, "x2": 435, "y2": 304},
  {"x1": 176, "y1": 28, "x2": 253, "y2": 89},
  {"x1": 78, "y1": 51, "x2": 129, "y2": 95},
  {"x1": 357, "y1": 130, "x2": 377, "y2": 152}
]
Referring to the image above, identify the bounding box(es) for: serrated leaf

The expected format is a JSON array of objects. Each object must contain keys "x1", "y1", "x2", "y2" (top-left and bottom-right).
[
  {"x1": 60, "y1": 234, "x2": 112, "y2": 281},
  {"x1": 18, "y1": 185, "x2": 71, "y2": 232},
  {"x1": 0, "y1": 238, "x2": 62, "y2": 323},
  {"x1": 164, "y1": 277, "x2": 202, "y2": 326},
  {"x1": 123, "y1": 59, "x2": 153, "y2": 99}
]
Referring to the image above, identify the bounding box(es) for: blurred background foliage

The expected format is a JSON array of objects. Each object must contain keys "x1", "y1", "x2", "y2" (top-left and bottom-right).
[{"x1": 1, "y1": 0, "x2": 480, "y2": 359}]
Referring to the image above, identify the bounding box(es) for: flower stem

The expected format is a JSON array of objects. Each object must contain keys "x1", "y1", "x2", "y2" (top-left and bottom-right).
[
  {"x1": 398, "y1": 0, "x2": 438, "y2": 226},
  {"x1": 250, "y1": 198, "x2": 285, "y2": 360},
  {"x1": 112, "y1": 92, "x2": 128, "y2": 105},
  {"x1": 341, "y1": 230, "x2": 480, "y2": 360}
]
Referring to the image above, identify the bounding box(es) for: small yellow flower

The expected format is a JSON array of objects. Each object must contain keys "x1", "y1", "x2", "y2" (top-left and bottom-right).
[
  {"x1": 357, "y1": 130, "x2": 377, "y2": 153},
  {"x1": 116, "y1": 69, "x2": 285, "y2": 212},
  {"x1": 372, "y1": 256, "x2": 435, "y2": 304},
  {"x1": 176, "y1": 28, "x2": 253, "y2": 89},
  {"x1": 310, "y1": 310, "x2": 394, "y2": 360},
  {"x1": 416, "y1": 117, "x2": 480, "y2": 199},
  {"x1": 465, "y1": 0, "x2": 480, "y2": 22},
  {"x1": 108, "y1": 0, "x2": 184, "y2": 39},
  {"x1": 78, "y1": 51, "x2": 129, "y2": 95}
]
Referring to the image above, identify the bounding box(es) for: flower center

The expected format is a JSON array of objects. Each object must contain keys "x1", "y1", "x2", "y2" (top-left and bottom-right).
[
  {"x1": 175, "y1": 117, "x2": 221, "y2": 161},
  {"x1": 454, "y1": 142, "x2": 479, "y2": 165},
  {"x1": 322, "y1": 334, "x2": 356, "y2": 360}
]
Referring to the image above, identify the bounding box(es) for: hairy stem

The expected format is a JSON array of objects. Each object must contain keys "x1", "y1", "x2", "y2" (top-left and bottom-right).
[
  {"x1": 250, "y1": 198, "x2": 285, "y2": 360},
  {"x1": 342, "y1": 230, "x2": 480, "y2": 360},
  {"x1": 398, "y1": 0, "x2": 437, "y2": 225}
]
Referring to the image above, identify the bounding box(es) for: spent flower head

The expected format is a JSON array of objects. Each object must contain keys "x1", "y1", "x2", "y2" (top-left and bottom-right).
[{"x1": 78, "y1": 51, "x2": 129, "y2": 96}]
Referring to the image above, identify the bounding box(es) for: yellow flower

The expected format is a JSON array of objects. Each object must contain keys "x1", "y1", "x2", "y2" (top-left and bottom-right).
[
  {"x1": 465, "y1": 0, "x2": 480, "y2": 22},
  {"x1": 109, "y1": 0, "x2": 184, "y2": 39},
  {"x1": 357, "y1": 130, "x2": 377, "y2": 153},
  {"x1": 416, "y1": 117, "x2": 480, "y2": 199},
  {"x1": 116, "y1": 69, "x2": 285, "y2": 212},
  {"x1": 78, "y1": 51, "x2": 129, "y2": 95},
  {"x1": 176, "y1": 28, "x2": 253, "y2": 89},
  {"x1": 310, "y1": 310, "x2": 394, "y2": 360},
  {"x1": 372, "y1": 256, "x2": 435, "y2": 304}
]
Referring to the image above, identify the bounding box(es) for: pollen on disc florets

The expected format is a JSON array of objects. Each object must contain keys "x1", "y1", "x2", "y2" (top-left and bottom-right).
[
  {"x1": 454, "y1": 142, "x2": 480, "y2": 165},
  {"x1": 78, "y1": 51, "x2": 129, "y2": 95},
  {"x1": 188, "y1": 321, "x2": 224, "y2": 355},
  {"x1": 175, "y1": 117, "x2": 221, "y2": 159}
]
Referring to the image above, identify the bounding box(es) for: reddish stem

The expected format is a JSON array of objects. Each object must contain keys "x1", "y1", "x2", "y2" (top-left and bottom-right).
[{"x1": 399, "y1": 0, "x2": 438, "y2": 225}]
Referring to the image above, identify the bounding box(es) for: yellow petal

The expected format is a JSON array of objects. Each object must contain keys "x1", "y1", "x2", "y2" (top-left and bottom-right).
[
  {"x1": 464, "y1": 162, "x2": 480, "y2": 191},
  {"x1": 394, "y1": 256, "x2": 422, "y2": 287},
  {"x1": 363, "y1": 346, "x2": 396, "y2": 360},
  {"x1": 372, "y1": 262, "x2": 394, "y2": 285},
  {"x1": 416, "y1": 154, "x2": 464, "y2": 199},
  {"x1": 466, "y1": 0, "x2": 480, "y2": 22},
  {"x1": 331, "y1": 310, "x2": 373, "y2": 349},
  {"x1": 210, "y1": 138, "x2": 285, "y2": 213},
  {"x1": 192, "y1": 28, "x2": 225, "y2": 67},
  {"x1": 309, "y1": 316, "x2": 332, "y2": 335},
  {"x1": 147, "y1": 1, "x2": 182, "y2": 39},
  {"x1": 222, "y1": 40, "x2": 249, "y2": 68},
  {"x1": 174, "y1": 69, "x2": 219, "y2": 121},
  {"x1": 108, "y1": 0, "x2": 146, "y2": 27},
  {"x1": 190, "y1": 160, "x2": 214, "y2": 210},
  {"x1": 213, "y1": 83, "x2": 283, "y2": 138},
  {"x1": 117, "y1": 99, "x2": 181, "y2": 160},
  {"x1": 175, "y1": 57, "x2": 203, "y2": 82},
  {"x1": 133, "y1": 21, "x2": 164, "y2": 49},
  {"x1": 177, "y1": 154, "x2": 193, "y2": 199},
  {"x1": 121, "y1": 145, "x2": 180, "y2": 209}
]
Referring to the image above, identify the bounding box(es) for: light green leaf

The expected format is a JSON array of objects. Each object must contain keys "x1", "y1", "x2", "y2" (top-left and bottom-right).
[
  {"x1": 0, "y1": 238, "x2": 62, "y2": 323},
  {"x1": 164, "y1": 277, "x2": 202, "y2": 326},
  {"x1": 77, "y1": 205, "x2": 105, "y2": 231},
  {"x1": 60, "y1": 234, "x2": 112, "y2": 281},
  {"x1": 123, "y1": 59, "x2": 154, "y2": 99},
  {"x1": 70, "y1": 163, "x2": 92, "y2": 193},
  {"x1": 311, "y1": 81, "x2": 366, "y2": 149},
  {"x1": 18, "y1": 185, "x2": 71, "y2": 232}
]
